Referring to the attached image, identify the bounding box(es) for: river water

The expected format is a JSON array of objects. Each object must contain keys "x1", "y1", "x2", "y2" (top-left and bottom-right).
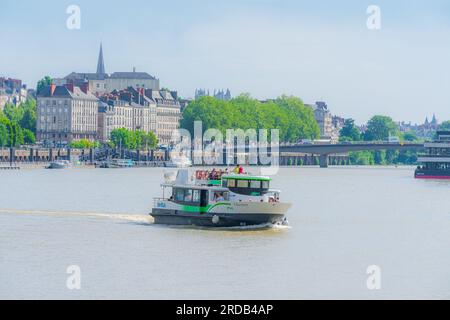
[{"x1": 1, "y1": 166, "x2": 450, "y2": 299}]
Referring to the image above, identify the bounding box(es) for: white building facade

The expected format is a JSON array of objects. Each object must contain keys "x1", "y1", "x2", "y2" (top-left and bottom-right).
[{"x1": 36, "y1": 84, "x2": 99, "y2": 145}]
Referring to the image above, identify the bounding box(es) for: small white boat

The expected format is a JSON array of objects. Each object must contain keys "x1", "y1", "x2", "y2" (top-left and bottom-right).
[
  {"x1": 165, "y1": 155, "x2": 192, "y2": 168},
  {"x1": 47, "y1": 160, "x2": 71, "y2": 169},
  {"x1": 100, "y1": 159, "x2": 134, "y2": 168}
]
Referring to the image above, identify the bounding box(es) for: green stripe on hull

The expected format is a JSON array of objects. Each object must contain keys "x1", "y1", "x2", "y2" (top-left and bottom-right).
[{"x1": 181, "y1": 202, "x2": 231, "y2": 213}]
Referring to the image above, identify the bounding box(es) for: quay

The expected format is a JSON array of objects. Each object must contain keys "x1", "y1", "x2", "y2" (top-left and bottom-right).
[
  {"x1": 0, "y1": 166, "x2": 20, "y2": 170},
  {"x1": 0, "y1": 142, "x2": 424, "y2": 169}
]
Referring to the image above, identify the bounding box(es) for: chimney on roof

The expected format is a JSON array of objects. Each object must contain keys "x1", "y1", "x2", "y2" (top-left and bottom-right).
[
  {"x1": 65, "y1": 83, "x2": 74, "y2": 93},
  {"x1": 80, "y1": 82, "x2": 89, "y2": 94},
  {"x1": 50, "y1": 83, "x2": 56, "y2": 96}
]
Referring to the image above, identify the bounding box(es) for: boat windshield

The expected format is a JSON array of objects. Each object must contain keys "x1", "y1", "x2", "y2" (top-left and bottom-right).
[{"x1": 222, "y1": 177, "x2": 270, "y2": 196}]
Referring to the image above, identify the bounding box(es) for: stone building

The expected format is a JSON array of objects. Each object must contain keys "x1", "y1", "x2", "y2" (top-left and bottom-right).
[
  {"x1": 0, "y1": 77, "x2": 28, "y2": 110},
  {"x1": 107, "y1": 71, "x2": 159, "y2": 92},
  {"x1": 60, "y1": 44, "x2": 159, "y2": 95},
  {"x1": 36, "y1": 83, "x2": 99, "y2": 145},
  {"x1": 144, "y1": 89, "x2": 181, "y2": 145},
  {"x1": 195, "y1": 88, "x2": 231, "y2": 100},
  {"x1": 97, "y1": 88, "x2": 157, "y2": 142},
  {"x1": 311, "y1": 101, "x2": 334, "y2": 140}
]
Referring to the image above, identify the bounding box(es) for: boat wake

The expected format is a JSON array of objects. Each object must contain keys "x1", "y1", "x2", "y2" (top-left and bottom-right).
[
  {"x1": 222, "y1": 221, "x2": 292, "y2": 231},
  {"x1": 0, "y1": 209, "x2": 153, "y2": 224}
]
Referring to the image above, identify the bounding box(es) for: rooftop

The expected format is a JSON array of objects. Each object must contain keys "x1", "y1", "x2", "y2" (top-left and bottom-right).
[
  {"x1": 110, "y1": 72, "x2": 156, "y2": 80},
  {"x1": 37, "y1": 85, "x2": 98, "y2": 100}
]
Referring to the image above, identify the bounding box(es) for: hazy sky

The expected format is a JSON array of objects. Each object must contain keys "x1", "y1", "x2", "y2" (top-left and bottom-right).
[{"x1": 1, "y1": 0, "x2": 450, "y2": 123}]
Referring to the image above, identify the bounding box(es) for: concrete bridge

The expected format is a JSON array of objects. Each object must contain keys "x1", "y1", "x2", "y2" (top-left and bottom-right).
[{"x1": 279, "y1": 142, "x2": 424, "y2": 167}]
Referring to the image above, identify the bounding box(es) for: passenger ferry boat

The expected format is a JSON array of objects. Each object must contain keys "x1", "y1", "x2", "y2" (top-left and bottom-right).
[
  {"x1": 415, "y1": 130, "x2": 450, "y2": 179},
  {"x1": 150, "y1": 169, "x2": 292, "y2": 227}
]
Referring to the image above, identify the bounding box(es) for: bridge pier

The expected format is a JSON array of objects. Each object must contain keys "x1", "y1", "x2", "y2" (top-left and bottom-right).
[{"x1": 319, "y1": 154, "x2": 329, "y2": 168}]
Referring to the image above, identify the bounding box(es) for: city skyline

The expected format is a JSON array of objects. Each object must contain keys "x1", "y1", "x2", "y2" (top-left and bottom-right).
[{"x1": 1, "y1": 0, "x2": 450, "y2": 123}]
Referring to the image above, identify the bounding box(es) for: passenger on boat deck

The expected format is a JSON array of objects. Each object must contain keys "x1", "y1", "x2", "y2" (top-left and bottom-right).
[
  {"x1": 233, "y1": 165, "x2": 241, "y2": 174},
  {"x1": 214, "y1": 192, "x2": 224, "y2": 201},
  {"x1": 210, "y1": 168, "x2": 217, "y2": 180}
]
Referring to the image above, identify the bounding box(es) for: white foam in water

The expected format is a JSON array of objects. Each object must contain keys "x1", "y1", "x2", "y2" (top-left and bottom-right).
[
  {"x1": 0, "y1": 209, "x2": 153, "y2": 224},
  {"x1": 214, "y1": 221, "x2": 292, "y2": 231}
]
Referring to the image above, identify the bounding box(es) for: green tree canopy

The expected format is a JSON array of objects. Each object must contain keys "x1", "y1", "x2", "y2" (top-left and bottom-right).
[
  {"x1": 181, "y1": 94, "x2": 320, "y2": 142},
  {"x1": 37, "y1": 76, "x2": 52, "y2": 94},
  {"x1": 364, "y1": 115, "x2": 399, "y2": 141},
  {"x1": 0, "y1": 120, "x2": 9, "y2": 147},
  {"x1": 23, "y1": 128, "x2": 36, "y2": 145},
  {"x1": 0, "y1": 98, "x2": 36, "y2": 147},
  {"x1": 402, "y1": 131, "x2": 418, "y2": 142},
  {"x1": 339, "y1": 119, "x2": 361, "y2": 142},
  {"x1": 69, "y1": 139, "x2": 99, "y2": 149},
  {"x1": 439, "y1": 120, "x2": 450, "y2": 131},
  {"x1": 19, "y1": 99, "x2": 37, "y2": 132},
  {"x1": 110, "y1": 128, "x2": 158, "y2": 150}
]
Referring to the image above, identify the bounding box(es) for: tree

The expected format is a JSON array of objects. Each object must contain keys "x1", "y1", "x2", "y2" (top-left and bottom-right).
[
  {"x1": 37, "y1": 76, "x2": 52, "y2": 94},
  {"x1": 109, "y1": 128, "x2": 158, "y2": 150},
  {"x1": 19, "y1": 99, "x2": 37, "y2": 132},
  {"x1": 110, "y1": 128, "x2": 136, "y2": 149},
  {"x1": 23, "y1": 129, "x2": 36, "y2": 145},
  {"x1": 7, "y1": 121, "x2": 24, "y2": 147},
  {"x1": 349, "y1": 151, "x2": 375, "y2": 165},
  {"x1": 274, "y1": 96, "x2": 320, "y2": 141},
  {"x1": 69, "y1": 139, "x2": 98, "y2": 149},
  {"x1": 339, "y1": 119, "x2": 361, "y2": 141},
  {"x1": 0, "y1": 122, "x2": 9, "y2": 147},
  {"x1": 402, "y1": 131, "x2": 418, "y2": 142},
  {"x1": 3, "y1": 103, "x2": 23, "y2": 123},
  {"x1": 364, "y1": 115, "x2": 399, "y2": 141},
  {"x1": 439, "y1": 121, "x2": 450, "y2": 131},
  {"x1": 181, "y1": 94, "x2": 320, "y2": 142},
  {"x1": 140, "y1": 131, "x2": 158, "y2": 150}
]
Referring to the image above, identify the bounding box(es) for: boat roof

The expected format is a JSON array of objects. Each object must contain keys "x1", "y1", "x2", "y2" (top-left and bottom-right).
[
  {"x1": 221, "y1": 174, "x2": 271, "y2": 181},
  {"x1": 161, "y1": 183, "x2": 228, "y2": 191}
]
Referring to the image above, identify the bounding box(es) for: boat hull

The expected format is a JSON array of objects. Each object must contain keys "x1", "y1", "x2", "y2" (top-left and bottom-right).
[
  {"x1": 47, "y1": 162, "x2": 70, "y2": 169},
  {"x1": 415, "y1": 169, "x2": 450, "y2": 179},
  {"x1": 150, "y1": 209, "x2": 286, "y2": 227}
]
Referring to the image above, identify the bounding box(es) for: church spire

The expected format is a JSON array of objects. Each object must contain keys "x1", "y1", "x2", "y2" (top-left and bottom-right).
[
  {"x1": 432, "y1": 113, "x2": 437, "y2": 124},
  {"x1": 96, "y1": 42, "x2": 105, "y2": 74}
]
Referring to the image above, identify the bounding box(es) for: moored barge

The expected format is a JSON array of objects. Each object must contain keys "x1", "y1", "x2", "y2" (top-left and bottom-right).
[{"x1": 415, "y1": 131, "x2": 450, "y2": 179}]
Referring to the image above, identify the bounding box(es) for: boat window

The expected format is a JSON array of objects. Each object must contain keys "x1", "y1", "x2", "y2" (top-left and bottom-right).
[
  {"x1": 250, "y1": 180, "x2": 261, "y2": 189},
  {"x1": 192, "y1": 189, "x2": 200, "y2": 203},
  {"x1": 262, "y1": 181, "x2": 269, "y2": 189},
  {"x1": 227, "y1": 179, "x2": 236, "y2": 188},
  {"x1": 175, "y1": 189, "x2": 184, "y2": 202},
  {"x1": 213, "y1": 191, "x2": 229, "y2": 202},
  {"x1": 236, "y1": 180, "x2": 248, "y2": 188},
  {"x1": 184, "y1": 189, "x2": 193, "y2": 202}
]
